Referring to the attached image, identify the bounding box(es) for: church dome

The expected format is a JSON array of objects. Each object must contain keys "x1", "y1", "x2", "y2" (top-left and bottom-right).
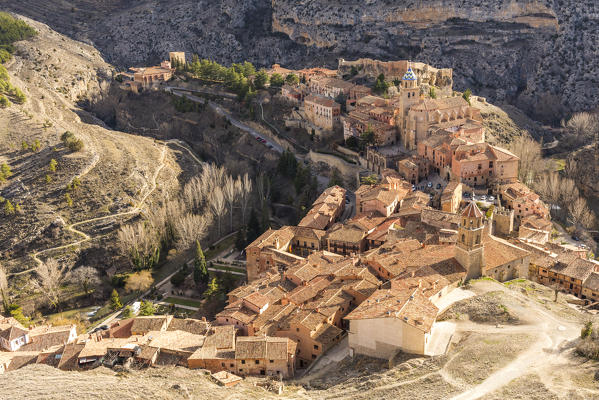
[{"x1": 402, "y1": 67, "x2": 417, "y2": 81}]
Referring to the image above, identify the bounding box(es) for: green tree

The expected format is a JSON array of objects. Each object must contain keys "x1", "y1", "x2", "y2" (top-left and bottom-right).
[
  {"x1": 254, "y1": 69, "x2": 269, "y2": 90},
  {"x1": 203, "y1": 277, "x2": 219, "y2": 299},
  {"x1": 235, "y1": 227, "x2": 247, "y2": 251},
  {"x1": 329, "y1": 168, "x2": 344, "y2": 187},
  {"x1": 110, "y1": 289, "x2": 122, "y2": 311},
  {"x1": 247, "y1": 208, "x2": 261, "y2": 244},
  {"x1": 360, "y1": 128, "x2": 376, "y2": 148},
  {"x1": 335, "y1": 92, "x2": 347, "y2": 113},
  {"x1": 285, "y1": 73, "x2": 299, "y2": 85},
  {"x1": 4, "y1": 199, "x2": 14, "y2": 215},
  {"x1": 241, "y1": 61, "x2": 256, "y2": 78},
  {"x1": 8, "y1": 304, "x2": 29, "y2": 327},
  {"x1": 361, "y1": 174, "x2": 379, "y2": 185},
  {"x1": 139, "y1": 300, "x2": 156, "y2": 316},
  {"x1": 193, "y1": 241, "x2": 209, "y2": 285},
  {"x1": 121, "y1": 305, "x2": 133, "y2": 319},
  {"x1": 49, "y1": 158, "x2": 57, "y2": 172},
  {"x1": 462, "y1": 88, "x2": 472, "y2": 105},
  {"x1": 270, "y1": 73, "x2": 284, "y2": 87},
  {"x1": 429, "y1": 87, "x2": 437, "y2": 99},
  {"x1": 374, "y1": 73, "x2": 389, "y2": 94}
]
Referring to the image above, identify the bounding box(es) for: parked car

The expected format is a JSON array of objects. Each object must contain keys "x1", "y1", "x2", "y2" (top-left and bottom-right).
[
  {"x1": 488, "y1": 196, "x2": 495, "y2": 202},
  {"x1": 427, "y1": 182, "x2": 432, "y2": 188},
  {"x1": 480, "y1": 195, "x2": 487, "y2": 201},
  {"x1": 255, "y1": 136, "x2": 262, "y2": 141},
  {"x1": 436, "y1": 183, "x2": 442, "y2": 189},
  {"x1": 412, "y1": 185, "x2": 416, "y2": 191},
  {"x1": 463, "y1": 192, "x2": 471, "y2": 198}
]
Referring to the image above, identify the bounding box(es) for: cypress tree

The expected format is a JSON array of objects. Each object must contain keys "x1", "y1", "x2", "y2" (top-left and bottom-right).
[{"x1": 193, "y1": 241, "x2": 209, "y2": 285}]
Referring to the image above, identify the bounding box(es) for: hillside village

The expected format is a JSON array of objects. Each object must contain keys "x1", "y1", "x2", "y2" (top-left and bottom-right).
[{"x1": 1, "y1": 55, "x2": 598, "y2": 386}]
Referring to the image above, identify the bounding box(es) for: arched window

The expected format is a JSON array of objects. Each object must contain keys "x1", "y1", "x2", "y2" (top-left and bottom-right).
[
  {"x1": 461, "y1": 234, "x2": 465, "y2": 243},
  {"x1": 475, "y1": 235, "x2": 480, "y2": 244}
]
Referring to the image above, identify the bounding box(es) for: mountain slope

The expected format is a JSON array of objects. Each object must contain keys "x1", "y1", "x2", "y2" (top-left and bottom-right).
[{"x1": 2, "y1": 0, "x2": 598, "y2": 121}]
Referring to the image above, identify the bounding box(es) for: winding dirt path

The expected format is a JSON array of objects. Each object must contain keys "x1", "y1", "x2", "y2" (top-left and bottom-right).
[
  {"x1": 448, "y1": 289, "x2": 582, "y2": 400},
  {"x1": 24, "y1": 141, "x2": 168, "y2": 270}
]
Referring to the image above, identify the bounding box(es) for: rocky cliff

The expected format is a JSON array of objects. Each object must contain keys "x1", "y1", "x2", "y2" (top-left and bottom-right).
[{"x1": 2, "y1": 0, "x2": 598, "y2": 121}]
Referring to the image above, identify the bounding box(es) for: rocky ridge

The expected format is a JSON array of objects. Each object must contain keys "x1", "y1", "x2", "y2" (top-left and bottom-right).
[{"x1": 2, "y1": 0, "x2": 599, "y2": 121}]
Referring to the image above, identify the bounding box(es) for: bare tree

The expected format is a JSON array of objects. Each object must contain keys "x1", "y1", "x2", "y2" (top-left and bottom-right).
[
  {"x1": 223, "y1": 175, "x2": 239, "y2": 233},
  {"x1": 0, "y1": 265, "x2": 9, "y2": 312},
  {"x1": 117, "y1": 222, "x2": 160, "y2": 270},
  {"x1": 209, "y1": 186, "x2": 226, "y2": 238},
  {"x1": 507, "y1": 136, "x2": 546, "y2": 185},
  {"x1": 568, "y1": 196, "x2": 595, "y2": 228},
  {"x1": 72, "y1": 266, "x2": 101, "y2": 297},
  {"x1": 32, "y1": 258, "x2": 72, "y2": 309},
  {"x1": 238, "y1": 173, "x2": 253, "y2": 225},
  {"x1": 174, "y1": 213, "x2": 210, "y2": 251},
  {"x1": 565, "y1": 112, "x2": 598, "y2": 137},
  {"x1": 125, "y1": 270, "x2": 154, "y2": 293}
]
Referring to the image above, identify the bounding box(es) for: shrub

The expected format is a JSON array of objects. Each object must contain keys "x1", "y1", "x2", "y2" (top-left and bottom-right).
[
  {"x1": 31, "y1": 139, "x2": 40, "y2": 152},
  {"x1": 111, "y1": 273, "x2": 130, "y2": 288},
  {"x1": 61, "y1": 131, "x2": 83, "y2": 152},
  {"x1": 0, "y1": 94, "x2": 10, "y2": 108},
  {"x1": 121, "y1": 306, "x2": 133, "y2": 319},
  {"x1": 170, "y1": 265, "x2": 189, "y2": 287},
  {"x1": 582, "y1": 321, "x2": 593, "y2": 339},
  {"x1": 49, "y1": 159, "x2": 57, "y2": 172},
  {"x1": 65, "y1": 193, "x2": 73, "y2": 207},
  {"x1": 4, "y1": 199, "x2": 14, "y2": 215},
  {"x1": 139, "y1": 300, "x2": 155, "y2": 316}
]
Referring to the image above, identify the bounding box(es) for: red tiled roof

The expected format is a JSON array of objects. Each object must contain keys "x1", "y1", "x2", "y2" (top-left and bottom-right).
[{"x1": 461, "y1": 201, "x2": 483, "y2": 218}]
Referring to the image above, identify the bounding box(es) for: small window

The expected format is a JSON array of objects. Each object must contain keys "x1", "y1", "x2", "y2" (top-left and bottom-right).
[
  {"x1": 230, "y1": 363, "x2": 234, "y2": 367},
  {"x1": 270, "y1": 360, "x2": 274, "y2": 363},
  {"x1": 255, "y1": 360, "x2": 260, "y2": 365},
  {"x1": 221, "y1": 362, "x2": 225, "y2": 367},
  {"x1": 241, "y1": 360, "x2": 246, "y2": 364},
  {"x1": 312, "y1": 354, "x2": 317, "y2": 359},
  {"x1": 296, "y1": 328, "x2": 299, "y2": 332},
  {"x1": 314, "y1": 345, "x2": 319, "y2": 350}
]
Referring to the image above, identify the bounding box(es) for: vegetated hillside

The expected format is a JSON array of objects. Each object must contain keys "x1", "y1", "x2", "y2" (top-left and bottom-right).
[
  {"x1": 0, "y1": 17, "x2": 199, "y2": 275},
  {"x1": 2, "y1": 0, "x2": 599, "y2": 122}
]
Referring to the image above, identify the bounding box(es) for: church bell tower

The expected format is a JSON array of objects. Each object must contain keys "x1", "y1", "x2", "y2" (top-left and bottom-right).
[{"x1": 455, "y1": 201, "x2": 485, "y2": 280}]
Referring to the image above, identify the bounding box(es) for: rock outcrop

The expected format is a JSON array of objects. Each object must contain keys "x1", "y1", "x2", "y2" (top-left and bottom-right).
[{"x1": 3, "y1": 0, "x2": 599, "y2": 120}]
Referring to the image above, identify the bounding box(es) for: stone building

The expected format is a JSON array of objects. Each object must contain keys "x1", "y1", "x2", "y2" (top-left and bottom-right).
[
  {"x1": 497, "y1": 181, "x2": 550, "y2": 224},
  {"x1": 451, "y1": 143, "x2": 519, "y2": 186},
  {"x1": 303, "y1": 95, "x2": 341, "y2": 131},
  {"x1": 440, "y1": 182, "x2": 462, "y2": 214}
]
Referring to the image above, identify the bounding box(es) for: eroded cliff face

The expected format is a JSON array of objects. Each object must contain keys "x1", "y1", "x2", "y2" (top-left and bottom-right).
[{"x1": 3, "y1": 0, "x2": 599, "y2": 121}]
